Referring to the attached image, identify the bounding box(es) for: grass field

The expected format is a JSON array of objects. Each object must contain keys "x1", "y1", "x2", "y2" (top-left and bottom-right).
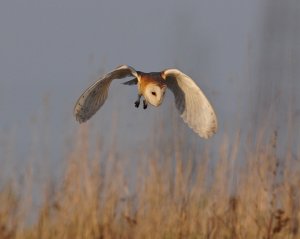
[{"x1": 0, "y1": 118, "x2": 299, "y2": 239}]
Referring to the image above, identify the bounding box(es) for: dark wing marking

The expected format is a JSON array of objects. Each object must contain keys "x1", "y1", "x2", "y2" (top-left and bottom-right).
[{"x1": 123, "y1": 78, "x2": 138, "y2": 85}]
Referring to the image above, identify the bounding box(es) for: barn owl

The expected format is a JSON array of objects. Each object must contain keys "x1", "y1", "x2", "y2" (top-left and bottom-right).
[{"x1": 74, "y1": 65, "x2": 218, "y2": 138}]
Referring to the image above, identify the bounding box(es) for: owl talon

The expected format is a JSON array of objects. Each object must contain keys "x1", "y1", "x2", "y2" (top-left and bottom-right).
[
  {"x1": 135, "y1": 95, "x2": 142, "y2": 108},
  {"x1": 135, "y1": 101, "x2": 140, "y2": 108},
  {"x1": 143, "y1": 100, "x2": 148, "y2": 109}
]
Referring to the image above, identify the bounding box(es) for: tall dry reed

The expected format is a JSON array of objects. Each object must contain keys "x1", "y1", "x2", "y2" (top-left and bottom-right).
[{"x1": 0, "y1": 118, "x2": 299, "y2": 239}]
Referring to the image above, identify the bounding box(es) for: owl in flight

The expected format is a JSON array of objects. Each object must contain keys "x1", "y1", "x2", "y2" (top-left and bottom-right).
[{"x1": 74, "y1": 65, "x2": 218, "y2": 138}]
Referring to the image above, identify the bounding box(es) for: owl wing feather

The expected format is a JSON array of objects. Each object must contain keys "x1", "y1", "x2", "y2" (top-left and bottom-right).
[
  {"x1": 163, "y1": 69, "x2": 218, "y2": 138},
  {"x1": 74, "y1": 65, "x2": 138, "y2": 123}
]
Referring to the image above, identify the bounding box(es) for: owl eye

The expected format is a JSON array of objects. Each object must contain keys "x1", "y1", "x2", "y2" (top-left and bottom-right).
[{"x1": 151, "y1": 91, "x2": 157, "y2": 96}]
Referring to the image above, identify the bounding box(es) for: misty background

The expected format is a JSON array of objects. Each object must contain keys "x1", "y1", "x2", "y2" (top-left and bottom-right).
[{"x1": 0, "y1": 0, "x2": 299, "y2": 174}]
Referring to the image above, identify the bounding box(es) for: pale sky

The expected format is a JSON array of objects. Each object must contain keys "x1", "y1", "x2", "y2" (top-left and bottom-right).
[{"x1": 0, "y1": 0, "x2": 299, "y2": 166}]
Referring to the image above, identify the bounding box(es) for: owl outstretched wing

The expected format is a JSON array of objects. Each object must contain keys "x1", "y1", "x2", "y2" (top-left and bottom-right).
[
  {"x1": 163, "y1": 69, "x2": 218, "y2": 138},
  {"x1": 74, "y1": 65, "x2": 138, "y2": 123}
]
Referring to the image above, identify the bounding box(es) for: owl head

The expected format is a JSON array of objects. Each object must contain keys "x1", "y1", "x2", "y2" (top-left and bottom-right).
[{"x1": 144, "y1": 83, "x2": 166, "y2": 107}]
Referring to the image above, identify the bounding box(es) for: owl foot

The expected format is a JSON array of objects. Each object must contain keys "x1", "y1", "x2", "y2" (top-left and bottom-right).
[
  {"x1": 135, "y1": 95, "x2": 141, "y2": 108},
  {"x1": 135, "y1": 100, "x2": 140, "y2": 108},
  {"x1": 143, "y1": 100, "x2": 148, "y2": 109}
]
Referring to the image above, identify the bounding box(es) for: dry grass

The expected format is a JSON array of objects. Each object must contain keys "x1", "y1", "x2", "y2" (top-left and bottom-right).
[{"x1": 0, "y1": 120, "x2": 299, "y2": 239}]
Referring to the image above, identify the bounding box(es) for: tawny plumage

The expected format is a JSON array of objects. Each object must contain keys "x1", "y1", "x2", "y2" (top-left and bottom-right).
[{"x1": 74, "y1": 65, "x2": 218, "y2": 138}]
